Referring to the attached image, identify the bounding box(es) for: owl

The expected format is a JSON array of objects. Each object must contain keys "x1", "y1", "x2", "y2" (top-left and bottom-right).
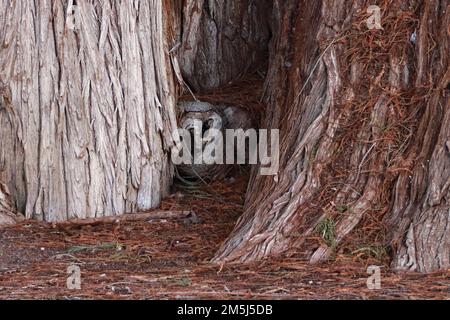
[{"x1": 176, "y1": 101, "x2": 256, "y2": 181}]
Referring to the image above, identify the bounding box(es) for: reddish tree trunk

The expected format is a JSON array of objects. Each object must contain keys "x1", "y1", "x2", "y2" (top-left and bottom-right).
[{"x1": 211, "y1": 0, "x2": 449, "y2": 273}]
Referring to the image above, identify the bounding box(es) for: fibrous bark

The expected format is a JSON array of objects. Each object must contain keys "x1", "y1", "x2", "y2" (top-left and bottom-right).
[
  {"x1": 0, "y1": 80, "x2": 23, "y2": 225},
  {"x1": 178, "y1": 0, "x2": 271, "y2": 91},
  {"x1": 0, "y1": 0, "x2": 178, "y2": 221},
  {"x1": 213, "y1": 0, "x2": 449, "y2": 273}
]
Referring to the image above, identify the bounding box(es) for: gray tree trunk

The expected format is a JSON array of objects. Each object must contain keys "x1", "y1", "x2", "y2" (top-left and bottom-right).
[{"x1": 0, "y1": 0, "x2": 178, "y2": 222}]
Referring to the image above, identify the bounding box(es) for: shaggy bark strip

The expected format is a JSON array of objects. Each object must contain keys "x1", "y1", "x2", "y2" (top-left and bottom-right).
[
  {"x1": 0, "y1": 80, "x2": 23, "y2": 225},
  {"x1": 385, "y1": 0, "x2": 450, "y2": 272},
  {"x1": 0, "y1": 181, "x2": 23, "y2": 226},
  {"x1": 214, "y1": 0, "x2": 449, "y2": 273},
  {"x1": 0, "y1": 0, "x2": 447, "y2": 273},
  {"x1": 52, "y1": 210, "x2": 194, "y2": 227},
  {"x1": 0, "y1": 1, "x2": 178, "y2": 221}
]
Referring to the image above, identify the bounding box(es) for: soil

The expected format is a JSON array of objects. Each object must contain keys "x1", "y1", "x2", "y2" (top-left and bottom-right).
[{"x1": 0, "y1": 176, "x2": 448, "y2": 300}]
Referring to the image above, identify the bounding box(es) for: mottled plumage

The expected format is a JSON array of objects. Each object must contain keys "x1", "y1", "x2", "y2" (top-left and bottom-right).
[{"x1": 177, "y1": 101, "x2": 256, "y2": 180}]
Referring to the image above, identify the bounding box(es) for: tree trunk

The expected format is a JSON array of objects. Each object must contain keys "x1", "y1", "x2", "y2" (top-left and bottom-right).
[
  {"x1": 0, "y1": 0, "x2": 178, "y2": 221},
  {"x1": 211, "y1": 0, "x2": 449, "y2": 273},
  {"x1": 178, "y1": 0, "x2": 271, "y2": 91}
]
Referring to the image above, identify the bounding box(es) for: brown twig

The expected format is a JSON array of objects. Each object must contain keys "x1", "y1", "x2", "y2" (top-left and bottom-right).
[{"x1": 52, "y1": 210, "x2": 195, "y2": 227}]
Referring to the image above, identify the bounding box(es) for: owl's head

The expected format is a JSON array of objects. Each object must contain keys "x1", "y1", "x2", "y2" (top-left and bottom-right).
[
  {"x1": 179, "y1": 101, "x2": 224, "y2": 148},
  {"x1": 181, "y1": 110, "x2": 224, "y2": 134},
  {"x1": 178, "y1": 100, "x2": 255, "y2": 132}
]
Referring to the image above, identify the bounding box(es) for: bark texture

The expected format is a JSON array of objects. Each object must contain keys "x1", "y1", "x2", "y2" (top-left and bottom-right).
[
  {"x1": 213, "y1": 0, "x2": 449, "y2": 273},
  {"x1": 0, "y1": 180, "x2": 22, "y2": 226},
  {"x1": 178, "y1": 0, "x2": 271, "y2": 91},
  {"x1": 0, "y1": 0, "x2": 447, "y2": 273},
  {"x1": 0, "y1": 1, "x2": 178, "y2": 221}
]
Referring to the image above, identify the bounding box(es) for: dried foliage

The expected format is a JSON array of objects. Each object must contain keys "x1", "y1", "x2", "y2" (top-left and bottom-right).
[
  {"x1": 313, "y1": 0, "x2": 425, "y2": 261},
  {"x1": 0, "y1": 177, "x2": 447, "y2": 299}
]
